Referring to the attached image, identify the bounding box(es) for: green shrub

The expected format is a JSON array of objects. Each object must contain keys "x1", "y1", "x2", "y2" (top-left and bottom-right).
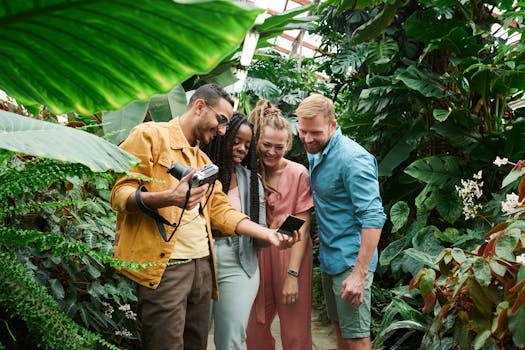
[
  {"x1": 411, "y1": 160, "x2": 525, "y2": 349},
  {"x1": 0, "y1": 152, "x2": 141, "y2": 349}
]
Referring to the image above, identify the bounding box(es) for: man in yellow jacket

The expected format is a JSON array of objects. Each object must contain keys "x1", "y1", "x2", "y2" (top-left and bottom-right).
[{"x1": 111, "y1": 84, "x2": 296, "y2": 350}]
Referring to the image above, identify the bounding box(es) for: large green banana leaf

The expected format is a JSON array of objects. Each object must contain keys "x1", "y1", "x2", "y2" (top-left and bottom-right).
[
  {"x1": 97, "y1": 3, "x2": 311, "y2": 145},
  {"x1": 0, "y1": 110, "x2": 139, "y2": 172},
  {"x1": 0, "y1": 0, "x2": 262, "y2": 115}
]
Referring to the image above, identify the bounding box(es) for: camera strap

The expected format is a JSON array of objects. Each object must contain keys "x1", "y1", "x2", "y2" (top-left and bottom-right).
[{"x1": 135, "y1": 185, "x2": 190, "y2": 242}]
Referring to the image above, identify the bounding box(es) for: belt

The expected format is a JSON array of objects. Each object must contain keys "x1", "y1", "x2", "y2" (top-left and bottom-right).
[
  {"x1": 168, "y1": 256, "x2": 209, "y2": 264},
  {"x1": 212, "y1": 230, "x2": 231, "y2": 238}
]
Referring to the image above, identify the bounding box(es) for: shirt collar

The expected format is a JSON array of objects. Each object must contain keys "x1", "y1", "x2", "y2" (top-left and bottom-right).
[
  {"x1": 167, "y1": 118, "x2": 192, "y2": 150},
  {"x1": 322, "y1": 126, "x2": 342, "y2": 157},
  {"x1": 307, "y1": 126, "x2": 342, "y2": 167}
]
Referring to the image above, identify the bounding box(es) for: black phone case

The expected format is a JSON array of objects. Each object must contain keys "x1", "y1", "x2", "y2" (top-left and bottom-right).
[{"x1": 277, "y1": 215, "x2": 305, "y2": 236}]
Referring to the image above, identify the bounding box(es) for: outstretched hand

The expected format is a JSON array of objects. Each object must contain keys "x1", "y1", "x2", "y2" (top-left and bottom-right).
[{"x1": 267, "y1": 229, "x2": 300, "y2": 250}]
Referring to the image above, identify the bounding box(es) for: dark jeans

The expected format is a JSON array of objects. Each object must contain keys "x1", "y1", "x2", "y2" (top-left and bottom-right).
[{"x1": 137, "y1": 257, "x2": 212, "y2": 350}]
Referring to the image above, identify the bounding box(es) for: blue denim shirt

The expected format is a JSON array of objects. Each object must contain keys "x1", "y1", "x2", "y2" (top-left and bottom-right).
[{"x1": 308, "y1": 127, "x2": 386, "y2": 275}]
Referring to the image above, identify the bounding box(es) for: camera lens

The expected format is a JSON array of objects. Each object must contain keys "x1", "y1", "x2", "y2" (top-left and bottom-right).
[{"x1": 167, "y1": 163, "x2": 193, "y2": 180}]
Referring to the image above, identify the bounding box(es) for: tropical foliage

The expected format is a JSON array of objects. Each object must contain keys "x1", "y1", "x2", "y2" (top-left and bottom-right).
[
  {"x1": 0, "y1": 0, "x2": 262, "y2": 115},
  {"x1": 0, "y1": 151, "x2": 137, "y2": 348},
  {"x1": 410, "y1": 162, "x2": 525, "y2": 349},
  {"x1": 309, "y1": 0, "x2": 525, "y2": 348},
  {"x1": 2, "y1": 0, "x2": 525, "y2": 349},
  {"x1": 0, "y1": 1, "x2": 265, "y2": 348}
]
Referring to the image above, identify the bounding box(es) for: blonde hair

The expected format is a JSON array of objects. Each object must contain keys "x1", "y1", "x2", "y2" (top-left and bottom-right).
[
  {"x1": 248, "y1": 100, "x2": 293, "y2": 195},
  {"x1": 248, "y1": 100, "x2": 293, "y2": 152},
  {"x1": 295, "y1": 93, "x2": 335, "y2": 122}
]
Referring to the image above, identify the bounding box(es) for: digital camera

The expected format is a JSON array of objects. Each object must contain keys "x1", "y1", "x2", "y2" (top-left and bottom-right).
[{"x1": 167, "y1": 163, "x2": 219, "y2": 187}]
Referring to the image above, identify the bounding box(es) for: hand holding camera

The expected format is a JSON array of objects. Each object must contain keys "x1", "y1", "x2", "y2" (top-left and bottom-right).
[
  {"x1": 167, "y1": 163, "x2": 219, "y2": 188},
  {"x1": 166, "y1": 163, "x2": 218, "y2": 210}
]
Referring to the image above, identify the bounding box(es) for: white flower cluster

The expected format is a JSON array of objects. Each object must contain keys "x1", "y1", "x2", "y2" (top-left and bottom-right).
[
  {"x1": 119, "y1": 304, "x2": 137, "y2": 320},
  {"x1": 501, "y1": 193, "x2": 523, "y2": 214},
  {"x1": 115, "y1": 329, "x2": 133, "y2": 337},
  {"x1": 102, "y1": 302, "x2": 114, "y2": 317},
  {"x1": 456, "y1": 171, "x2": 484, "y2": 220},
  {"x1": 493, "y1": 156, "x2": 509, "y2": 167},
  {"x1": 517, "y1": 253, "x2": 525, "y2": 265}
]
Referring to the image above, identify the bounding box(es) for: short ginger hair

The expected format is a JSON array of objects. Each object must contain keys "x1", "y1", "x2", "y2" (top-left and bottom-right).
[{"x1": 295, "y1": 93, "x2": 335, "y2": 122}]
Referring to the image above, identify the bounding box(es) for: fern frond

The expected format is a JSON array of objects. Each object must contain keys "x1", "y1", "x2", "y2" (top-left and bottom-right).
[
  {"x1": 0, "y1": 227, "x2": 158, "y2": 271},
  {"x1": 0, "y1": 249, "x2": 119, "y2": 350},
  {"x1": 0, "y1": 157, "x2": 93, "y2": 221}
]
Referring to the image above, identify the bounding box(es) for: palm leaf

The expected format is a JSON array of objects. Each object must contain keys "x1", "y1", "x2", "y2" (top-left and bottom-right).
[
  {"x1": 244, "y1": 76, "x2": 282, "y2": 101},
  {"x1": 0, "y1": 110, "x2": 138, "y2": 172},
  {"x1": 0, "y1": 0, "x2": 262, "y2": 115}
]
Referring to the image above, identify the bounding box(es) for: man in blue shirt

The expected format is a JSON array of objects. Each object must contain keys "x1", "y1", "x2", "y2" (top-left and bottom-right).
[{"x1": 296, "y1": 94, "x2": 386, "y2": 350}]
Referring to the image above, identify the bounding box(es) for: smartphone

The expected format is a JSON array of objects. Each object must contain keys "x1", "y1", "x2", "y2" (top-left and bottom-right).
[{"x1": 277, "y1": 215, "x2": 305, "y2": 236}]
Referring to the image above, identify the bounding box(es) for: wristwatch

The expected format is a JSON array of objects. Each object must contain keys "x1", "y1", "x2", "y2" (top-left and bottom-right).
[{"x1": 287, "y1": 268, "x2": 299, "y2": 277}]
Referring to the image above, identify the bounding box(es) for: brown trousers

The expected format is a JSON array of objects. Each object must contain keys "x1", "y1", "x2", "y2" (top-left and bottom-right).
[{"x1": 137, "y1": 257, "x2": 212, "y2": 350}]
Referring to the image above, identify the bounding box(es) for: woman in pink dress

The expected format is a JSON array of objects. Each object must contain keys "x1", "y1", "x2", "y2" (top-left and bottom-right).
[{"x1": 246, "y1": 100, "x2": 314, "y2": 350}]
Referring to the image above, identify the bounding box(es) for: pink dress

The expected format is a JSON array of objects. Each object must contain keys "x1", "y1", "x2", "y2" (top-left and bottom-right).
[{"x1": 246, "y1": 160, "x2": 314, "y2": 350}]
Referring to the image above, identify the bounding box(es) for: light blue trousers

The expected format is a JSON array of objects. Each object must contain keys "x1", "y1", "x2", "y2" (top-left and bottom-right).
[{"x1": 210, "y1": 237, "x2": 260, "y2": 350}]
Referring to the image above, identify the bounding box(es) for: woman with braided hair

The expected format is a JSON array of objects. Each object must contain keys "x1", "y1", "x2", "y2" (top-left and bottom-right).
[
  {"x1": 203, "y1": 112, "x2": 267, "y2": 350},
  {"x1": 246, "y1": 100, "x2": 314, "y2": 350}
]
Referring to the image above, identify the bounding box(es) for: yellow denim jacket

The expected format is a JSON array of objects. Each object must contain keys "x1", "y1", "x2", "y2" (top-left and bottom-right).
[{"x1": 111, "y1": 118, "x2": 247, "y2": 299}]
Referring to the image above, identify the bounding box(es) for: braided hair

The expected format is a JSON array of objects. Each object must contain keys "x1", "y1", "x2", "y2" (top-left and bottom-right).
[
  {"x1": 247, "y1": 100, "x2": 293, "y2": 196},
  {"x1": 202, "y1": 112, "x2": 260, "y2": 223}
]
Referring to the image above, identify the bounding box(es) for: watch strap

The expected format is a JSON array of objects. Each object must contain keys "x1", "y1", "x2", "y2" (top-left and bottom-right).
[{"x1": 287, "y1": 268, "x2": 299, "y2": 277}]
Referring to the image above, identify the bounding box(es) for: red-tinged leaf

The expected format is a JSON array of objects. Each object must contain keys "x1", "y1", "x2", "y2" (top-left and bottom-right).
[
  {"x1": 439, "y1": 303, "x2": 453, "y2": 318},
  {"x1": 510, "y1": 287, "x2": 525, "y2": 314},
  {"x1": 513, "y1": 160, "x2": 525, "y2": 171},
  {"x1": 439, "y1": 259, "x2": 453, "y2": 276},
  {"x1": 65, "y1": 181, "x2": 74, "y2": 191},
  {"x1": 422, "y1": 291, "x2": 437, "y2": 313},
  {"x1": 409, "y1": 269, "x2": 425, "y2": 290},
  {"x1": 483, "y1": 222, "x2": 509, "y2": 239},
  {"x1": 518, "y1": 176, "x2": 525, "y2": 202},
  {"x1": 493, "y1": 307, "x2": 508, "y2": 338},
  {"x1": 420, "y1": 269, "x2": 436, "y2": 298},
  {"x1": 509, "y1": 278, "x2": 525, "y2": 293},
  {"x1": 482, "y1": 236, "x2": 498, "y2": 258}
]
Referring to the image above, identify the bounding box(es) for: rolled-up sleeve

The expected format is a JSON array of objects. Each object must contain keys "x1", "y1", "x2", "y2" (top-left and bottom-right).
[{"x1": 345, "y1": 153, "x2": 386, "y2": 229}]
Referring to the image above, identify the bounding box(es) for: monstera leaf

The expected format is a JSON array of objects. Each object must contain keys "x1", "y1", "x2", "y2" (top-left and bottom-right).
[
  {"x1": 0, "y1": 110, "x2": 138, "y2": 172},
  {"x1": 0, "y1": 0, "x2": 262, "y2": 115}
]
